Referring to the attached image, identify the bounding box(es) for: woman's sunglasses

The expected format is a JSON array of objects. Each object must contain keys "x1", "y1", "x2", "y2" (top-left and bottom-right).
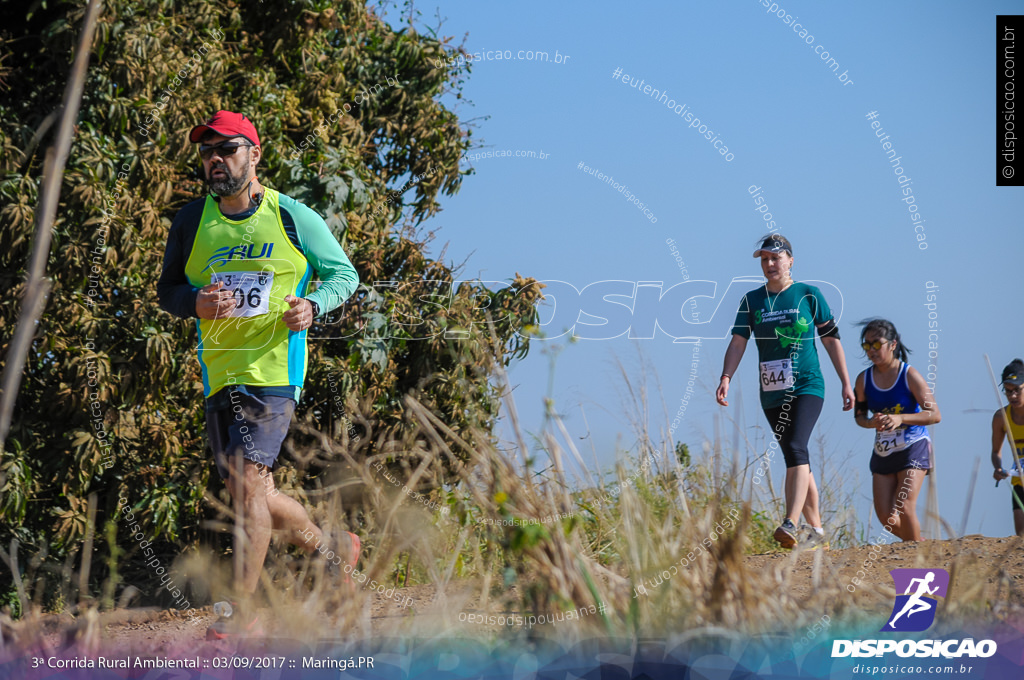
[
  {"x1": 198, "y1": 141, "x2": 252, "y2": 161},
  {"x1": 1005, "y1": 385, "x2": 1024, "y2": 398},
  {"x1": 861, "y1": 340, "x2": 890, "y2": 351}
]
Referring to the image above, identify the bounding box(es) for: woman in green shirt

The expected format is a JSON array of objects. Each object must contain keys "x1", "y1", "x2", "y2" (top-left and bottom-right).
[{"x1": 716, "y1": 234, "x2": 854, "y2": 549}]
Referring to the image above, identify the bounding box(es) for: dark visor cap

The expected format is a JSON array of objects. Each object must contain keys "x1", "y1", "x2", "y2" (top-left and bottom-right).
[
  {"x1": 1003, "y1": 360, "x2": 1024, "y2": 386},
  {"x1": 752, "y1": 235, "x2": 792, "y2": 258}
]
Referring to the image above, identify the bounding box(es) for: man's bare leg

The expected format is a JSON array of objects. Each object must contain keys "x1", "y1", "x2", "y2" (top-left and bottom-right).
[
  {"x1": 261, "y1": 471, "x2": 323, "y2": 551},
  {"x1": 260, "y1": 472, "x2": 358, "y2": 569},
  {"x1": 226, "y1": 460, "x2": 273, "y2": 594}
]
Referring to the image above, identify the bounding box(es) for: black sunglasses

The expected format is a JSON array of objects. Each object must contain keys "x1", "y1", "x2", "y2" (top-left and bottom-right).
[
  {"x1": 198, "y1": 141, "x2": 253, "y2": 161},
  {"x1": 1006, "y1": 385, "x2": 1024, "y2": 397}
]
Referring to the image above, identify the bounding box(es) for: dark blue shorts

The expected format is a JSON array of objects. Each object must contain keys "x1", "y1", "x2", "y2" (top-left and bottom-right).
[
  {"x1": 869, "y1": 437, "x2": 932, "y2": 476},
  {"x1": 205, "y1": 388, "x2": 296, "y2": 480},
  {"x1": 1012, "y1": 483, "x2": 1024, "y2": 512}
]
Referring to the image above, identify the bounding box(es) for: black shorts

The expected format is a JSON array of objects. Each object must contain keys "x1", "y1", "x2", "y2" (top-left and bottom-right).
[
  {"x1": 205, "y1": 388, "x2": 296, "y2": 480},
  {"x1": 762, "y1": 394, "x2": 824, "y2": 468},
  {"x1": 1013, "y1": 483, "x2": 1024, "y2": 512},
  {"x1": 869, "y1": 437, "x2": 932, "y2": 475}
]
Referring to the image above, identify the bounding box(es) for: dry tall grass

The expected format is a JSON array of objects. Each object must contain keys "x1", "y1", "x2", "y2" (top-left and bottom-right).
[{"x1": 1, "y1": 345, "x2": 1019, "y2": 656}]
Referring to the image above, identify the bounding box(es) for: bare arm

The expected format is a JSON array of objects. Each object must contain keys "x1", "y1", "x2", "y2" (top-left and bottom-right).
[
  {"x1": 878, "y1": 366, "x2": 941, "y2": 429},
  {"x1": 819, "y1": 335, "x2": 854, "y2": 411},
  {"x1": 993, "y1": 410, "x2": 1010, "y2": 481},
  {"x1": 716, "y1": 334, "x2": 748, "y2": 407},
  {"x1": 853, "y1": 371, "x2": 876, "y2": 429}
]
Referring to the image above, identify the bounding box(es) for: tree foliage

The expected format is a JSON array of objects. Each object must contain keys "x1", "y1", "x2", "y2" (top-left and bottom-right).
[{"x1": 0, "y1": 0, "x2": 541, "y2": 604}]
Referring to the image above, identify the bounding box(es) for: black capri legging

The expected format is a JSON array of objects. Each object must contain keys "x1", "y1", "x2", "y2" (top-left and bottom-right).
[{"x1": 762, "y1": 394, "x2": 824, "y2": 468}]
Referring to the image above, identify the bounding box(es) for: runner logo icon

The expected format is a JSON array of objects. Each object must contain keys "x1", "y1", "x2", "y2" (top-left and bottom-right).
[{"x1": 881, "y1": 568, "x2": 949, "y2": 632}]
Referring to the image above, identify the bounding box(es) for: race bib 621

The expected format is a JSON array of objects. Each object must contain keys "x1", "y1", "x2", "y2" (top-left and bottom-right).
[{"x1": 874, "y1": 427, "x2": 908, "y2": 456}]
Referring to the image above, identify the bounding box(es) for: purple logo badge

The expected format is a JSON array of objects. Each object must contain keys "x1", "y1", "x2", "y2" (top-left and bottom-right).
[{"x1": 881, "y1": 568, "x2": 949, "y2": 632}]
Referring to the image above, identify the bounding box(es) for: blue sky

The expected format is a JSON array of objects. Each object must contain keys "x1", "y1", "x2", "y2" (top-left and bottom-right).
[{"x1": 387, "y1": 1, "x2": 1023, "y2": 540}]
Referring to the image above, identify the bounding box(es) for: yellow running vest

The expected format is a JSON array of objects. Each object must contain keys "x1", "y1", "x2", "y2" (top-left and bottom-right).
[{"x1": 183, "y1": 189, "x2": 313, "y2": 398}]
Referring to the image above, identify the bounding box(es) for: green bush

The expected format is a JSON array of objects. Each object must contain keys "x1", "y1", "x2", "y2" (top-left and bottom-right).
[{"x1": 0, "y1": 0, "x2": 539, "y2": 612}]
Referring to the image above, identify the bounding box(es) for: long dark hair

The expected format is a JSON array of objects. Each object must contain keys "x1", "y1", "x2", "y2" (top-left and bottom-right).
[{"x1": 857, "y1": 318, "x2": 911, "y2": 363}]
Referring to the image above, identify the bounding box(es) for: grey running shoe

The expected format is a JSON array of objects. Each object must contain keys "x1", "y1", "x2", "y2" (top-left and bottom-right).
[
  {"x1": 773, "y1": 518, "x2": 798, "y2": 549},
  {"x1": 799, "y1": 524, "x2": 830, "y2": 551}
]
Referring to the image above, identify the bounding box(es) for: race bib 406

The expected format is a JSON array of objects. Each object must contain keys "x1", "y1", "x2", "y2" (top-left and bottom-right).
[{"x1": 211, "y1": 271, "x2": 274, "y2": 317}]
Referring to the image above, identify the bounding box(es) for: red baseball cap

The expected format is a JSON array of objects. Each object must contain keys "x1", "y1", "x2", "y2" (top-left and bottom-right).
[{"x1": 188, "y1": 110, "x2": 260, "y2": 146}]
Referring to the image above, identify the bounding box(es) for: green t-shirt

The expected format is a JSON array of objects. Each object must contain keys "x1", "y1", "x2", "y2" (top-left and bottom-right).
[{"x1": 730, "y1": 282, "x2": 833, "y2": 409}]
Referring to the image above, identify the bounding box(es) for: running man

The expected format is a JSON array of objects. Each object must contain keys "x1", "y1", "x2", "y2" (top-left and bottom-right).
[
  {"x1": 716, "y1": 234, "x2": 854, "y2": 549},
  {"x1": 854, "y1": 319, "x2": 940, "y2": 542},
  {"x1": 888, "y1": 571, "x2": 939, "y2": 628},
  {"x1": 157, "y1": 111, "x2": 361, "y2": 637},
  {"x1": 991, "y1": 358, "x2": 1024, "y2": 536}
]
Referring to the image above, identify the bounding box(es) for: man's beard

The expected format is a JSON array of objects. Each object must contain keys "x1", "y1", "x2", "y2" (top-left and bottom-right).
[{"x1": 207, "y1": 157, "x2": 249, "y2": 196}]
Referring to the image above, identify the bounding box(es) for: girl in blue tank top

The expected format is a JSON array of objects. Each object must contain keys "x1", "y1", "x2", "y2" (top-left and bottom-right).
[{"x1": 853, "y1": 319, "x2": 941, "y2": 542}]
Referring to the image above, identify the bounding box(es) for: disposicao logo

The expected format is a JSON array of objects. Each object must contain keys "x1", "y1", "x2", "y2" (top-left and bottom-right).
[
  {"x1": 832, "y1": 568, "x2": 997, "y2": 659},
  {"x1": 882, "y1": 568, "x2": 948, "y2": 633}
]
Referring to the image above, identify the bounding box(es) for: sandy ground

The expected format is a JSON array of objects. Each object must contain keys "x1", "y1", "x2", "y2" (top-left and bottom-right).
[{"x1": 746, "y1": 534, "x2": 1024, "y2": 627}]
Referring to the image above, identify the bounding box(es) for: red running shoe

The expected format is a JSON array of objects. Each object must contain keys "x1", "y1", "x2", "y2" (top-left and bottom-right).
[
  {"x1": 321, "y1": 531, "x2": 361, "y2": 588},
  {"x1": 205, "y1": 601, "x2": 264, "y2": 640}
]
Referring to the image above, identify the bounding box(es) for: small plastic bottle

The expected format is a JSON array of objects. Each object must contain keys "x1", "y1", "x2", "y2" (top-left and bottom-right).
[{"x1": 212, "y1": 601, "x2": 233, "y2": 619}]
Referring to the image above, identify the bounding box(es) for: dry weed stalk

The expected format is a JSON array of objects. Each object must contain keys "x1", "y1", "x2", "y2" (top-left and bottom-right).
[{"x1": 4, "y1": 335, "x2": 1021, "y2": 653}]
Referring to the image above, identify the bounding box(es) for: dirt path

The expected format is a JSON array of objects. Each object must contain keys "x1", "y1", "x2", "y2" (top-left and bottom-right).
[
  {"x1": 746, "y1": 534, "x2": 1024, "y2": 622},
  {"x1": 5, "y1": 535, "x2": 1024, "y2": 659}
]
